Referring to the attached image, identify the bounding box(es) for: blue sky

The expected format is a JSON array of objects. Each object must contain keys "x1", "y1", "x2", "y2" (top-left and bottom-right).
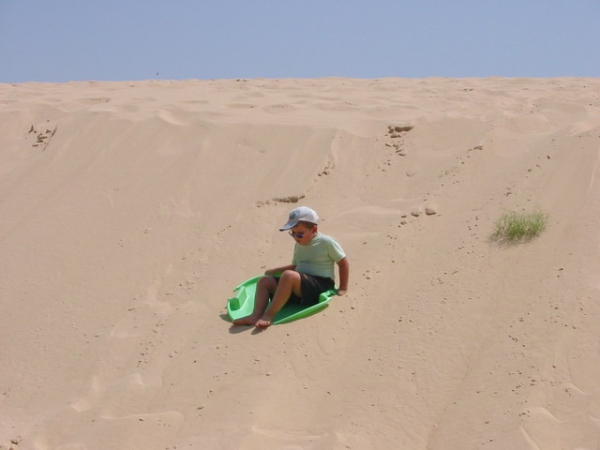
[{"x1": 1, "y1": 0, "x2": 599, "y2": 83}]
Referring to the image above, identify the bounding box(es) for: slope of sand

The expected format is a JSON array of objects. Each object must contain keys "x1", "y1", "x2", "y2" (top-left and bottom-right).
[{"x1": 1, "y1": 77, "x2": 600, "y2": 449}]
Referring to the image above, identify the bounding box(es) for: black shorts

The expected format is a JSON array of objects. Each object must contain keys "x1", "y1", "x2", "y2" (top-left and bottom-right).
[{"x1": 275, "y1": 273, "x2": 335, "y2": 306}]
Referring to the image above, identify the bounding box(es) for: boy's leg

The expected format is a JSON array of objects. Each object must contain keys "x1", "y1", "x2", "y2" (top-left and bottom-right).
[
  {"x1": 256, "y1": 270, "x2": 301, "y2": 328},
  {"x1": 232, "y1": 276, "x2": 278, "y2": 326}
]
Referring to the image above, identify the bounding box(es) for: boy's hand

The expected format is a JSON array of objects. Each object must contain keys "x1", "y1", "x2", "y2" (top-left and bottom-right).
[{"x1": 336, "y1": 258, "x2": 349, "y2": 298}]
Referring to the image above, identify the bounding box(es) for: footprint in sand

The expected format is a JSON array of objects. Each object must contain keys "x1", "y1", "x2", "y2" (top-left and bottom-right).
[
  {"x1": 225, "y1": 103, "x2": 257, "y2": 109},
  {"x1": 29, "y1": 125, "x2": 57, "y2": 150},
  {"x1": 376, "y1": 124, "x2": 414, "y2": 172},
  {"x1": 384, "y1": 124, "x2": 413, "y2": 157},
  {"x1": 77, "y1": 97, "x2": 111, "y2": 105},
  {"x1": 263, "y1": 104, "x2": 295, "y2": 113}
]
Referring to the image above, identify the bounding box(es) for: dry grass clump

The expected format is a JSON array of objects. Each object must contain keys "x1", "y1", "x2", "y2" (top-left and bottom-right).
[{"x1": 493, "y1": 211, "x2": 548, "y2": 243}]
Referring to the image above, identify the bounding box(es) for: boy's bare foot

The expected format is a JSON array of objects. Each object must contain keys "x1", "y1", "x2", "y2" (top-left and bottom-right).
[
  {"x1": 255, "y1": 314, "x2": 273, "y2": 328},
  {"x1": 232, "y1": 315, "x2": 260, "y2": 326}
]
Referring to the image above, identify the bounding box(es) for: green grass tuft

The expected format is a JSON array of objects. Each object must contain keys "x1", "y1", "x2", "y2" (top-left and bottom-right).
[{"x1": 493, "y1": 211, "x2": 548, "y2": 243}]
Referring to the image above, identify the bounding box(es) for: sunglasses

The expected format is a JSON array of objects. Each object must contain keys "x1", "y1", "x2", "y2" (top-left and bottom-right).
[{"x1": 288, "y1": 230, "x2": 306, "y2": 238}]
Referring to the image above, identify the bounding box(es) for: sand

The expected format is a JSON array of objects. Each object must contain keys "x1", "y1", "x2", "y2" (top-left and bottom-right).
[{"x1": 1, "y1": 77, "x2": 599, "y2": 449}]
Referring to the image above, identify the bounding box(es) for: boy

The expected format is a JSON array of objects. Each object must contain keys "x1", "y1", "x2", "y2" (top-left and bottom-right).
[{"x1": 233, "y1": 206, "x2": 349, "y2": 328}]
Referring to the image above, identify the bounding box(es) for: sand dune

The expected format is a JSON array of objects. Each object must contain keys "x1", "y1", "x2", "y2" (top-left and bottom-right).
[{"x1": 1, "y1": 77, "x2": 600, "y2": 449}]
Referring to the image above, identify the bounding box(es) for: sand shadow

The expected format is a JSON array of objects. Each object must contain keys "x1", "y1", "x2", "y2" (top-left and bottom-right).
[{"x1": 221, "y1": 312, "x2": 267, "y2": 335}]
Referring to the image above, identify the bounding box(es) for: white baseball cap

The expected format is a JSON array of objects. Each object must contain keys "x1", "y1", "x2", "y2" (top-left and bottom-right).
[{"x1": 279, "y1": 206, "x2": 320, "y2": 231}]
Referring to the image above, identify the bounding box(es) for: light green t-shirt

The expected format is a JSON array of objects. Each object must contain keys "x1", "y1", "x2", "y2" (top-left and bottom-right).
[{"x1": 292, "y1": 233, "x2": 346, "y2": 280}]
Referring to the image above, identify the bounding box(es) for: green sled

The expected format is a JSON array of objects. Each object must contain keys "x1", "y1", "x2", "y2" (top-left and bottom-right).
[{"x1": 227, "y1": 275, "x2": 337, "y2": 325}]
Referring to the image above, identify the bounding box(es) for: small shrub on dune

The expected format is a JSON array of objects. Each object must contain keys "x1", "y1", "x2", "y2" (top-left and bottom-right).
[{"x1": 493, "y1": 211, "x2": 548, "y2": 243}]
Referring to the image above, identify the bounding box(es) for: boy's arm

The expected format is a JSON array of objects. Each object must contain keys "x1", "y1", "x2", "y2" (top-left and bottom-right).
[
  {"x1": 336, "y1": 257, "x2": 349, "y2": 295},
  {"x1": 265, "y1": 264, "x2": 296, "y2": 277}
]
